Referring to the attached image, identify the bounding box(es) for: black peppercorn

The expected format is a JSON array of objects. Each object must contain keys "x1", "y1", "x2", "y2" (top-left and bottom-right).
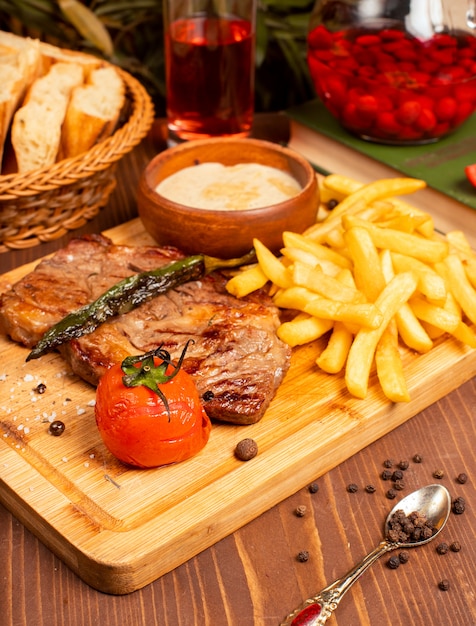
[
  {"x1": 308, "y1": 482, "x2": 319, "y2": 494},
  {"x1": 381, "y1": 469, "x2": 393, "y2": 481},
  {"x1": 365, "y1": 484, "x2": 376, "y2": 493},
  {"x1": 383, "y1": 459, "x2": 394, "y2": 468},
  {"x1": 234, "y1": 438, "x2": 258, "y2": 461},
  {"x1": 35, "y1": 382, "x2": 47, "y2": 394},
  {"x1": 450, "y1": 541, "x2": 462, "y2": 552},
  {"x1": 452, "y1": 496, "x2": 466, "y2": 515},
  {"x1": 398, "y1": 460, "x2": 409, "y2": 470},
  {"x1": 438, "y1": 579, "x2": 450, "y2": 591},
  {"x1": 202, "y1": 390, "x2": 214, "y2": 402},
  {"x1": 297, "y1": 551, "x2": 309, "y2": 562},
  {"x1": 394, "y1": 479, "x2": 405, "y2": 491},
  {"x1": 48, "y1": 420, "x2": 65, "y2": 436},
  {"x1": 326, "y1": 199, "x2": 338, "y2": 211},
  {"x1": 436, "y1": 542, "x2": 449, "y2": 555},
  {"x1": 398, "y1": 551, "x2": 410, "y2": 564},
  {"x1": 456, "y1": 473, "x2": 468, "y2": 484},
  {"x1": 386, "y1": 488, "x2": 397, "y2": 499},
  {"x1": 347, "y1": 483, "x2": 358, "y2": 493},
  {"x1": 392, "y1": 470, "x2": 404, "y2": 481},
  {"x1": 433, "y1": 469, "x2": 444, "y2": 479},
  {"x1": 387, "y1": 555, "x2": 400, "y2": 569},
  {"x1": 412, "y1": 454, "x2": 423, "y2": 463},
  {"x1": 295, "y1": 505, "x2": 307, "y2": 517}
]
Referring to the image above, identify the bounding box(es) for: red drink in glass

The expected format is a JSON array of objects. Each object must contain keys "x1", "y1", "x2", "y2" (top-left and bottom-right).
[{"x1": 165, "y1": 15, "x2": 255, "y2": 142}]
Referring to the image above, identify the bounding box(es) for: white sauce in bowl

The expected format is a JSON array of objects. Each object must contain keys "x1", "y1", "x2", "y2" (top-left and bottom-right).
[{"x1": 155, "y1": 162, "x2": 302, "y2": 210}]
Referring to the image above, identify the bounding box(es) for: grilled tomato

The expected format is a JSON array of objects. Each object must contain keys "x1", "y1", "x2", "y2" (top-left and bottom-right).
[{"x1": 95, "y1": 342, "x2": 211, "y2": 468}]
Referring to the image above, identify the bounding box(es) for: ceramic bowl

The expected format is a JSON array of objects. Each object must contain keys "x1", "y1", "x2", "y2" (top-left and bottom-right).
[{"x1": 136, "y1": 137, "x2": 319, "y2": 259}]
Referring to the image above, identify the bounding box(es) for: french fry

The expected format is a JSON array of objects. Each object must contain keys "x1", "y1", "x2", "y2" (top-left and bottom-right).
[
  {"x1": 343, "y1": 226, "x2": 386, "y2": 302},
  {"x1": 316, "y1": 321, "x2": 353, "y2": 373},
  {"x1": 225, "y1": 264, "x2": 268, "y2": 298},
  {"x1": 282, "y1": 231, "x2": 352, "y2": 268},
  {"x1": 325, "y1": 177, "x2": 426, "y2": 223},
  {"x1": 342, "y1": 215, "x2": 449, "y2": 264},
  {"x1": 253, "y1": 238, "x2": 293, "y2": 289},
  {"x1": 304, "y1": 298, "x2": 383, "y2": 329},
  {"x1": 390, "y1": 252, "x2": 447, "y2": 303},
  {"x1": 292, "y1": 262, "x2": 364, "y2": 303},
  {"x1": 345, "y1": 272, "x2": 418, "y2": 399},
  {"x1": 443, "y1": 253, "x2": 476, "y2": 325},
  {"x1": 225, "y1": 172, "x2": 476, "y2": 403},
  {"x1": 273, "y1": 286, "x2": 320, "y2": 312},
  {"x1": 277, "y1": 313, "x2": 333, "y2": 347},
  {"x1": 375, "y1": 319, "x2": 411, "y2": 402},
  {"x1": 409, "y1": 295, "x2": 461, "y2": 334}
]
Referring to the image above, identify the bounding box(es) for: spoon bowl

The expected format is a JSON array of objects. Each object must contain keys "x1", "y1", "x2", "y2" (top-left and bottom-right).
[
  {"x1": 280, "y1": 484, "x2": 452, "y2": 625},
  {"x1": 385, "y1": 483, "x2": 451, "y2": 548}
]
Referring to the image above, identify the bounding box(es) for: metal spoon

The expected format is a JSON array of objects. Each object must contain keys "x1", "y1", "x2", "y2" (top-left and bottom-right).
[{"x1": 280, "y1": 483, "x2": 451, "y2": 626}]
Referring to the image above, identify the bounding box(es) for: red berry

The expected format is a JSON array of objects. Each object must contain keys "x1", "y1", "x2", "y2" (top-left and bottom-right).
[
  {"x1": 416, "y1": 108, "x2": 437, "y2": 132},
  {"x1": 435, "y1": 97, "x2": 457, "y2": 122},
  {"x1": 376, "y1": 111, "x2": 401, "y2": 136},
  {"x1": 396, "y1": 100, "x2": 421, "y2": 125}
]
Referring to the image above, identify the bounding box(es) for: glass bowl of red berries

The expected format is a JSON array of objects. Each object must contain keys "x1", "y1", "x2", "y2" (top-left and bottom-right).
[{"x1": 307, "y1": 0, "x2": 476, "y2": 145}]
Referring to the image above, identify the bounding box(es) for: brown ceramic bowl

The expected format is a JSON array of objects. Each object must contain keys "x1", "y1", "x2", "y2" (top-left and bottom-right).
[{"x1": 137, "y1": 137, "x2": 319, "y2": 259}]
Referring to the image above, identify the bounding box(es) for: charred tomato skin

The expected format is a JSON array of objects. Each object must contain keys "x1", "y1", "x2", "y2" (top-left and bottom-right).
[{"x1": 95, "y1": 360, "x2": 211, "y2": 468}]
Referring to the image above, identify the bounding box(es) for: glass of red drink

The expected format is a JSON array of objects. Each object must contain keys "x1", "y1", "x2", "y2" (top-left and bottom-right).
[
  {"x1": 307, "y1": 0, "x2": 476, "y2": 145},
  {"x1": 163, "y1": 0, "x2": 256, "y2": 144}
]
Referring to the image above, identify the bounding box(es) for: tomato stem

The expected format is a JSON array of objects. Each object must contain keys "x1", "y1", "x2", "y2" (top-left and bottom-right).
[{"x1": 120, "y1": 341, "x2": 194, "y2": 419}]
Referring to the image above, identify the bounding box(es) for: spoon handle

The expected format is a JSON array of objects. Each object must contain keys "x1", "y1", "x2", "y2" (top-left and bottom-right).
[{"x1": 280, "y1": 540, "x2": 394, "y2": 625}]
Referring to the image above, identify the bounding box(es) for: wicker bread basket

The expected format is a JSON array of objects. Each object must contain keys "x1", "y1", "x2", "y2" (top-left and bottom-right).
[{"x1": 0, "y1": 66, "x2": 155, "y2": 254}]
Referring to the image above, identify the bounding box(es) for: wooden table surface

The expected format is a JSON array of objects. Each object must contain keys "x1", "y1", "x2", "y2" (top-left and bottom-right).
[{"x1": 1, "y1": 116, "x2": 475, "y2": 626}]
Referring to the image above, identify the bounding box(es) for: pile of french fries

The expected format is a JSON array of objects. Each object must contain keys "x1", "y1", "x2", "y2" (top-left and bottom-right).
[{"x1": 226, "y1": 175, "x2": 476, "y2": 402}]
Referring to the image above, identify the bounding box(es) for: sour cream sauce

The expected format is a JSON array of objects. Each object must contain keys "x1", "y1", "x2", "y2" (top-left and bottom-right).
[{"x1": 155, "y1": 162, "x2": 302, "y2": 210}]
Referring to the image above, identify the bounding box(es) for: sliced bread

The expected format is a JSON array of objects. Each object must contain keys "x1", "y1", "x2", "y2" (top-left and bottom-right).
[{"x1": 60, "y1": 66, "x2": 125, "y2": 158}]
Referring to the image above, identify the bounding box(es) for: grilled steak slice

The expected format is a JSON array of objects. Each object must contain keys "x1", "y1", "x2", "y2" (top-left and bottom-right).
[{"x1": 0, "y1": 234, "x2": 291, "y2": 424}]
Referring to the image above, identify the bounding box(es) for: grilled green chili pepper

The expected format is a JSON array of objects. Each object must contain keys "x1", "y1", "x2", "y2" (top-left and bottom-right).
[{"x1": 26, "y1": 250, "x2": 255, "y2": 361}]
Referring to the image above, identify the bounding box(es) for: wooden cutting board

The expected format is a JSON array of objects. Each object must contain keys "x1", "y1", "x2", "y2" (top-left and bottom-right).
[{"x1": 1, "y1": 218, "x2": 475, "y2": 595}]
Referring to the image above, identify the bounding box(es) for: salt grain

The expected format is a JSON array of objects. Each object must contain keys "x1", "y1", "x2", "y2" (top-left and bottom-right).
[
  {"x1": 62, "y1": 457, "x2": 68, "y2": 463},
  {"x1": 23, "y1": 374, "x2": 34, "y2": 382}
]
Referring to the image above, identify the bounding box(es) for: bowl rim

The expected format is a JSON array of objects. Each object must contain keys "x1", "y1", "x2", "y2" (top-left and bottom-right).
[{"x1": 140, "y1": 136, "x2": 318, "y2": 216}]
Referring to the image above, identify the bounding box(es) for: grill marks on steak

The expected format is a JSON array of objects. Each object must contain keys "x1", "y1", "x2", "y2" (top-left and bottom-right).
[{"x1": 0, "y1": 234, "x2": 291, "y2": 424}]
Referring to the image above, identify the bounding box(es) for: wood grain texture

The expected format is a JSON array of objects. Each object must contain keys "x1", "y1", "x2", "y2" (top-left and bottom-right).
[
  {"x1": 1, "y1": 215, "x2": 475, "y2": 595},
  {"x1": 1, "y1": 115, "x2": 475, "y2": 625},
  {"x1": 2, "y1": 378, "x2": 475, "y2": 625}
]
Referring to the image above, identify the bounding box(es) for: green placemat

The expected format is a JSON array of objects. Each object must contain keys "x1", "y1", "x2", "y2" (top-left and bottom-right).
[{"x1": 286, "y1": 99, "x2": 476, "y2": 211}]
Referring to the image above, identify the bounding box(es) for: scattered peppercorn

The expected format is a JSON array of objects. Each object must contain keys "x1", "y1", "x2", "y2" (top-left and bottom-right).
[
  {"x1": 365, "y1": 484, "x2": 376, "y2": 493},
  {"x1": 48, "y1": 420, "x2": 65, "y2": 436},
  {"x1": 387, "y1": 555, "x2": 400, "y2": 569},
  {"x1": 347, "y1": 483, "x2": 358, "y2": 493},
  {"x1": 456, "y1": 473, "x2": 468, "y2": 484},
  {"x1": 297, "y1": 551, "x2": 309, "y2": 562},
  {"x1": 386, "y1": 488, "x2": 397, "y2": 499},
  {"x1": 452, "y1": 496, "x2": 466, "y2": 515},
  {"x1": 381, "y1": 469, "x2": 393, "y2": 481},
  {"x1": 295, "y1": 505, "x2": 307, "y2": 517},
  {"x1": 383, "y1": 459, "x2": 394, "y2": 468},
  {"x1": 398, "y1": 551, "x2": 410, "y2": 564},
  {"x1": 433, "y1": 469, "x2": 444, "y2": 479},
  {"x1": 438, "y1": 579, "x2": 450, "y2": 591},
  {"x1": 412, "y1": 454, "x2": 423, "y2": 463},
  {"x1": 436, "y1": 542, "x2": 449, "y2": 555},
  {"x1": 35, "y1": 382, "x2": 47, "y2": 394},
  {"x1": 398, "y1": 460, "x2": 409, "y2": 471},
  {"x1": 202, "y1": 390, "x2": 214, "y2": 402},
  {"x1": 308, "y1": 482, "x2": 319, "y2": 494},
  {"x1": 450, "y1": 541, "x2": 462, "y2": 553},
  {"x1": 326, "y1": 199, "x2": 338, "y2": 211},
  {"x1": 393, "y1": 479, "x2": 405, "y2": 491},
  {"x1": 234, "y1": 438, "x2": 258, "y2": 461},
  {"x1": 392, "y1": 470, "x2": 404, "y2": 481}
]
